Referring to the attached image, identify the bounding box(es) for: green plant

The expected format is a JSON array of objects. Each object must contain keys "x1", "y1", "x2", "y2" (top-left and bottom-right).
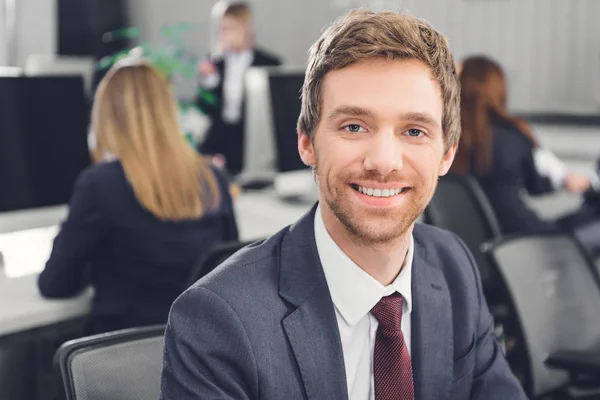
[{"x1": 97, "y1": 24, "x2": 218, "y2": 111}]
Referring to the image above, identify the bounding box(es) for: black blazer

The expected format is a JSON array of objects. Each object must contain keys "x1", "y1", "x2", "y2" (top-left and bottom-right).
[
  {"x1": 475, "y1": 123, "x2": 555, "y2": 235},
  {"x1": 38, "y1": 161, "x2": 238, "y2": 334},
  {"x1": 196, "y1": 47, "x2": 281, "y2": 122}
]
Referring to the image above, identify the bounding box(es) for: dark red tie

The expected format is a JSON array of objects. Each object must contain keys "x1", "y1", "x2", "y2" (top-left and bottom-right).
[{"x1": 371, "y1": 293, "x2": 414, "y2": 400}]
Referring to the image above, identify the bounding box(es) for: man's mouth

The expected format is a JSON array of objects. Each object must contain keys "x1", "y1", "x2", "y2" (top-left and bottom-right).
[{"x1": 349, "y1": 184, "x2": 410, "y2": 198}]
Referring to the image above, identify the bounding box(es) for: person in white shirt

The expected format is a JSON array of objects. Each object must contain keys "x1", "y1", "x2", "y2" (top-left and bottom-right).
[{"x1": 196, "y1": 1, "x2": 280, "y2": 175}]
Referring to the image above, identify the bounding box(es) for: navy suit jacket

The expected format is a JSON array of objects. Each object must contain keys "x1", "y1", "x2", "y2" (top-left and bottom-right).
[
  {"x1": 160, "y1": 206, "x2": 527, "y2": 400},
  {"x1": 38, "y1": 161, "x2": 238, "y2": 334}
]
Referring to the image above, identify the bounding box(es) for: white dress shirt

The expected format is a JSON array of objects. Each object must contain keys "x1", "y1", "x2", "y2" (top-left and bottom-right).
[
  {"x1": 534, "y1": 147, "x2": 600, "y2": 190},
  {"x1": 200, "y1": 50, "x2": 254, "y2": 124},
  {"x1": 314, "y1": 206, "x2": 414, "y2": 400}
]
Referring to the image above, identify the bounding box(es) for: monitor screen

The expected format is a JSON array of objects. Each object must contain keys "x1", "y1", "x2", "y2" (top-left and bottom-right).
[
  {"x1": 268, "y1": 72, "x2": 306, "y2": 173},
  {"x1": 0, "y1": 76, "x2": 91, "y2": 213}
]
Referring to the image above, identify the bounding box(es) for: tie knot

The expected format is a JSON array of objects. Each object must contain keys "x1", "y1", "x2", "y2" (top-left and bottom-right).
[{"x1": 371, "y1": 293, "x2": 403, "y2": 332}]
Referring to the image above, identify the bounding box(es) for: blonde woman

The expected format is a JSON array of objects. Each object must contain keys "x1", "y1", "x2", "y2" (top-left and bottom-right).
[{"x1": 39, "y1": 61, "x2": 238, "y2": 334}]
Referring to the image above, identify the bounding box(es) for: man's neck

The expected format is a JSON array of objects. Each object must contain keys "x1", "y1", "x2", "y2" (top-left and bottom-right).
[
  {"x1": 320, "y1": 207, "x2": 412, "y2": 286},
  {"x1": 227, "y1": 46, "x2": 252, "y2": 55}
]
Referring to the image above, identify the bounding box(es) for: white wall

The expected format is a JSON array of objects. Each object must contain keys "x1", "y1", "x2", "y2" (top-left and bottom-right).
[
  {"x1": 15, "y1": 0, "x2": 56, "y2": 66},
  {"x1": 0, "y1": 1, "x2": 6, "y2": 65},
  {"x1": 126, "y1": 0, "x2": 214, "y2": 98},
  {"x1": 397, "y1": 0, "x2": 600, "y2": 115},
  {"x1": 8, "y1": 0, "x2": 600, "y2": 114},
  {"x1": 0, "y1": 0, "x2": 56, "y2": 66},
  {"x1": 127, "y1": 0, "x2": 600, "y2": 114}
]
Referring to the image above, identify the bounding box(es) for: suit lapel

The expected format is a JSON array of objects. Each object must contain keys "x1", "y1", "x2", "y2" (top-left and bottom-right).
[
  {"x1": 280, "y1": 206, "x2": 348, "y2": 400},
  {"x1": 250, "y1": 49, "x2": 260, "y2": 67},
  {"x1": 411, "y1": 229, "x2": 453, "y2": 400}
]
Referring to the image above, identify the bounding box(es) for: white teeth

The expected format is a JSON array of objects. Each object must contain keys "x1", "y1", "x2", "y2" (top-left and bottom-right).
[{"x1": 357, "y1": 186, "x2": 405, "y2": 197}]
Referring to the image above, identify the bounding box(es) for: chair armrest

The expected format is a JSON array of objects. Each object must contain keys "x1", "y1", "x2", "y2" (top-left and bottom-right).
[{"x1": 546, "y1": 350, "x2": 600, "y2": 375}]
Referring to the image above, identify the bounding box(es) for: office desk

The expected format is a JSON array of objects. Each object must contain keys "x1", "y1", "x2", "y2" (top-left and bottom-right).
[
  {"x1": 0, "y1": 190, "x2": 313, "y2": 337},
  {"x1": 0, "y1": 222, "x2": 91, "y2": 337},
  {"x1": 0, "y1": 276, "x2": 92, "y2": 337}
]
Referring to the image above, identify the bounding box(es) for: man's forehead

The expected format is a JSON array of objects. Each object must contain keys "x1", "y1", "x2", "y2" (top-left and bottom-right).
[{"x1": 319, "y1": 59, "x2": 444, "y2": 122}]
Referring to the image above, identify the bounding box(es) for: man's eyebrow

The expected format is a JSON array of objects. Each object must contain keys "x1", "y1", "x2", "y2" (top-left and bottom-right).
[
  {"x1": 327, "y1": 107, "x2": 441, "y2": 129},
  {"x1": 401, "y1": 112, "x2": 441, "y2": 129},
  {"x1": 327, "y1": 105, "x2": 376, "y2": 120}
]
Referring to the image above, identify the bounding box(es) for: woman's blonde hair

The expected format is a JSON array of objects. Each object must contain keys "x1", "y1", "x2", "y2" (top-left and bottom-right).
[{"x1": 92, "y1": 61, "x2": 220, "y2": 221}]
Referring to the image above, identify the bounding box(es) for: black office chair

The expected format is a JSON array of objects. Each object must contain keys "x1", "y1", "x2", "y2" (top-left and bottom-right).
[
  {"x1": 485, "y1": 232, "x2": 600, "y2": 399},
  {"x1": 423, "y1": 172, "x2": 513, "y2": 334},
  {"x1": 425, "y1": 173, "x2": 502, "y2": 293},
  {"x1": 55, "y1": 325, "x2": 165, "y2": 400},
  {"x1": 185, "y1": 239, "x2": 263, "y2": 288}
]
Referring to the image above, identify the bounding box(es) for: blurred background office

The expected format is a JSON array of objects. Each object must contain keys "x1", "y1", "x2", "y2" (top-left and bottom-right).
[{"x1": 0, "y1": 0, "x2": 600, "y2": 399}]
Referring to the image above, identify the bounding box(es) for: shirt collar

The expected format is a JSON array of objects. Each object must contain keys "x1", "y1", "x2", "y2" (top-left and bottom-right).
[
  {"x1": 314, "y1": 205, "x2": 414, "y2": 327},
  {"x1": 224, "y1": 49, "x2": 254, "y2": 64}
]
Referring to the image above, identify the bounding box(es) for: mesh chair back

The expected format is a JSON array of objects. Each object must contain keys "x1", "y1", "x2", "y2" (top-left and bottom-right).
[
  {"x1": 487, "y1": 233, "x2": 600, "y2": 397},
  {"x1": 56, "y1": 325, "x2": 165, "y2": 400},
  {"x1": 425, "y1": 173, "x2": 502, "y2": 290}
]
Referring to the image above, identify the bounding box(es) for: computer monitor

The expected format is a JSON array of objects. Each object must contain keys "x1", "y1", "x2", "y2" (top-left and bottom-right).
[
  {"x1": 25, "y1": 54, "x2": 96, "y2": 97},
  {"x1": 0, "y1": 76, "x2": 91, "y2": 213},
  {"x1": 268, "y1": 70, "x2": 306, "y2": 173},
  {"x1": 241, "y1": 67, "x2": 316, "y2": 200},
  {"x1": 268, "y1": 69, "x2": 317, "y2": 200},
  {"x1": 241, "y1": 67, "x2": 308, "y2": 179},
  {"x1": 240, "y1": 67, "x2": 277, "y2": 185}
]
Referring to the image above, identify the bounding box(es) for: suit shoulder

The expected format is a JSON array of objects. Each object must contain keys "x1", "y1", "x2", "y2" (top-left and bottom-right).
[
  {"x1": 413, "y1": 223, "x2": 474, "y2": 270},
  {"x1": 78, "y1": 160, "x2": 125, "y2": 185},
  {"x1": 73, "y1": 161, "x2": 125, "y2": 194},
  {"x1": 185, "y1": 228, "x2": 287, "y2": 297},
  {"x1": 492, "y1": 123, "x2": 533, "y2": 150},
  {"x1": 413, "y1": 222, "x2": 459, "y2": 244},
  {"x1": 77, "y1": 162, "x2": 138, "y2": 214},
  {"x1": 253, "y1": 48, "x2": 281, "y2": 66}
]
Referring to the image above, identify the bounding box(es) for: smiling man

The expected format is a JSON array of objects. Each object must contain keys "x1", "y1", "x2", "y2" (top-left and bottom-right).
[{"x1": 160, "y1": 9, "x2": 528, "y2": 400}]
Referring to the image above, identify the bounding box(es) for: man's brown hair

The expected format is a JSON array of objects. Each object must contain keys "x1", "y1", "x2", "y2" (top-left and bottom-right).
[
  {"x1": 297, "y1": 9, "x2": 460, "y2": 150},
  {"x1": 221, "y1": 2, "x2": 252, "y2": 22}
]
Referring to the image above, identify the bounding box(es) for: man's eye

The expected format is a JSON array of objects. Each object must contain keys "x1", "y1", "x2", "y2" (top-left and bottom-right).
[
  {"x1": 344, "y1": 124, "x2": 366, "y2": 133},
  {"x1": 407, "y1": 128, "x2": 424, "y2": 137}
]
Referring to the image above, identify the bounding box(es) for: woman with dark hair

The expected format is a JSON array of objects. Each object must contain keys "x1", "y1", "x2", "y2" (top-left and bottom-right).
[{"x1": 453, "y1": 56, "x2": 600, "y2": 256}]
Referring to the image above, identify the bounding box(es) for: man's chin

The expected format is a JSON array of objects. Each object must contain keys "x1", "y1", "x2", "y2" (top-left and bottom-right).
[
  {"x1": 349, "y1": 230, "x2": 407, "y2": 246},
  {"x1": 342, "y1": 219, "x2": 414, "y2": 244}
]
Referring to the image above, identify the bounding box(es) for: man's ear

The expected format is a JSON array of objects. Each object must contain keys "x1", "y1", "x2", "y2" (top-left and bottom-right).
[
  {"x1": 298, "y1": 131, "x2": 316, "y2": 167},
  {"x1": 438, "y1": 144, "x2": 457, "y2": 176}
]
